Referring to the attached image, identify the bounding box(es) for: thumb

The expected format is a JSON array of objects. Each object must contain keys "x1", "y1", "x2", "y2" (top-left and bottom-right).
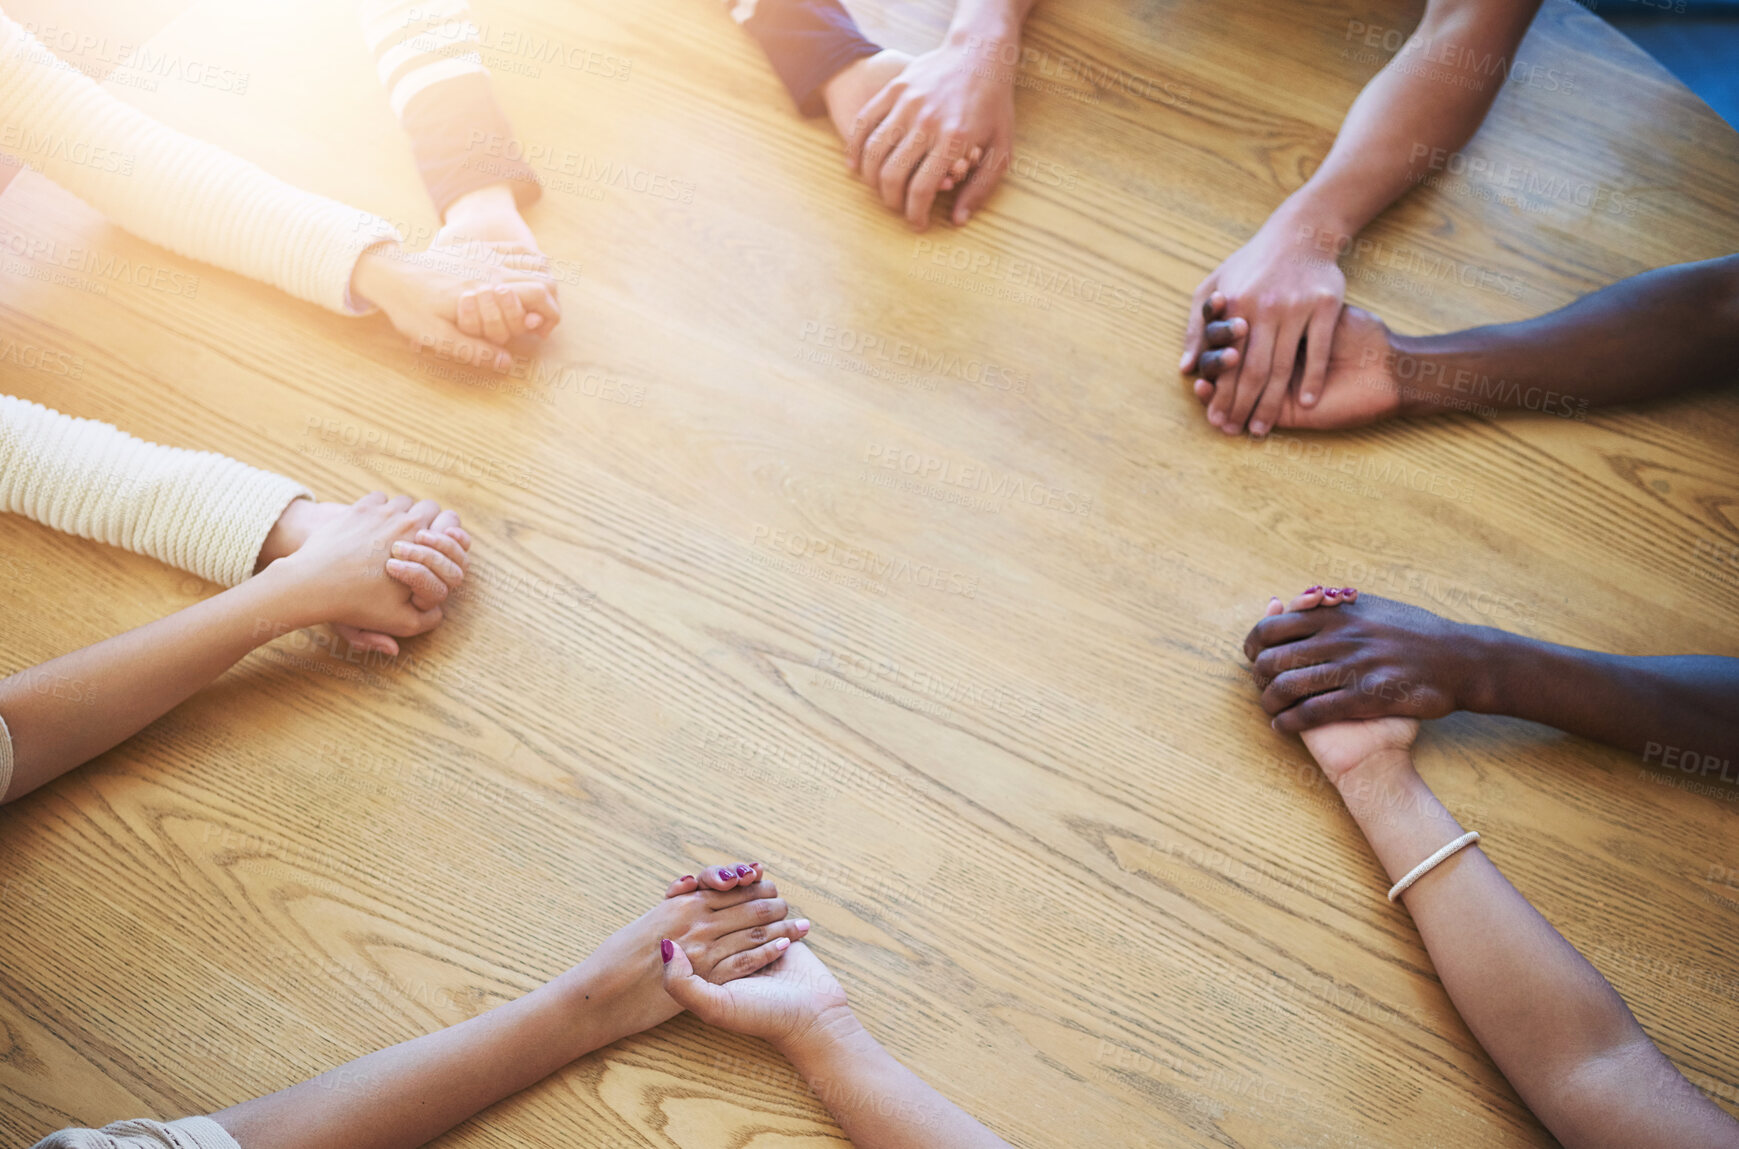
[
  {"x1": 660, "y1": 939, "x2": 728, "y2": 1020},
  {"x1": 333, "y1": 623, "x2": 400, "y2": 656},
  {"x1": 951, "y1": 136, "x2": 1007, "y2": 226},
  {"x1": 413, "y1": 323, "x2": 514, "y2": 373}
]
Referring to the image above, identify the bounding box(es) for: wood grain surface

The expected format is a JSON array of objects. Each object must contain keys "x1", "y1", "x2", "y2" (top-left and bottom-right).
[{"x1": 1, "y1": 0, "x2": 1736, "y2": 1145}]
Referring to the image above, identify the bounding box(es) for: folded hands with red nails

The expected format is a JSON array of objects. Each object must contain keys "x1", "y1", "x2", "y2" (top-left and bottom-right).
[{"x1": 1244, "y1": 586, "x2": 1480, "y2": 734}]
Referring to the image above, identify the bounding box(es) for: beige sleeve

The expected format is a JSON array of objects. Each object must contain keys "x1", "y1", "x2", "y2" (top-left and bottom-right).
[
  {"x1": 0, "y1": 12, "x2": 402, "y2": 313},
  {"x1": 32, "y1": 1116, "x2": 241, "y2": 1149},
  {"x1": 0, "y1": 395, "x2": 312, "y2": 587}
]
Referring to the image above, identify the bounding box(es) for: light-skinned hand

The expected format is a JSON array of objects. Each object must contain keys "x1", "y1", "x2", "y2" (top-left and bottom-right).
[
  {"x1": 264, "y1": 493, "x2": 471, "y2": 655},
  {"x1": 846, "y1": 41, "x2": 1015, "y2": 228},
  {"x1": 1181, "y1": 213, "x2": 1348, "y2": 436},
  {"x1": 1191, "y1": 294, "x2": 1401, "y2": 433}
]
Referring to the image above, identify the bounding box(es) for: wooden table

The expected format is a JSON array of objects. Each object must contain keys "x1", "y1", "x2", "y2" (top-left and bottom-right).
[{"x1": 2, "y1": 0, "x2": 1736, "y2": 1144}]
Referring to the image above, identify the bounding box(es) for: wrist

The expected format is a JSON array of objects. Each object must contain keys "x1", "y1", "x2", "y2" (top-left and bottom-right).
[
  {"x1": 945, "y1": 13, "x2": 1021, "y2": 54},
  {"x1": 443, "y1": 183, "x2": 519, "y2": 228},
  {"x1": 349, "y1": 243, "x2": 406, "y2": 312},
  {"x1": 1454, "y1": 624, "x2": 1521, "y2": 716},
  {"x1": 1388, "y1": 332, "x2": 1481, "y2": 418},
  {"x1": 1267, "y1": 192, "x2": 1363, "y2": 258},
  {"x1": 540, "y1": 963, "x2": 626, "y2": 1060},
  {"x1": 1332, "y1": 750, "x2": 1423, "y2": 815},
  {"x1": 255, "y1": 497, "x2": 314, "y2": 571},
  {"x1": 236, "y1": 560, "x2": 326, "y2": 636},
  {"x1": 774, "y1": 1002, "x2": 867, "y2": 1069}
]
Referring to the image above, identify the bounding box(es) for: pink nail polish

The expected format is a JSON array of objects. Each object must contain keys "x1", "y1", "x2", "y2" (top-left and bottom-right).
[
  {"x1": 774, "y1": 938, "x2": 791, "y2": 952},
  {"x1": 660, "y1": 939, "x2": 674, "y2": 963},
  {"x1": 680, "y1": 875, "x2": 694, "y2": 883},
  {"x1": 735, "y1": 864, "x2": 753, "y2": 878},
  {"x1": 1305, "y1": 586, "x2": 1322, "y2": 594}
]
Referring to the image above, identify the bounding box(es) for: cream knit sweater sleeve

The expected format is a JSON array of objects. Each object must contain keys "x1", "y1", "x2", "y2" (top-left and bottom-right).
[
  {"x1": 0, "y1": 10, "x2": 402, "y2": 313},
  {"x1": 32, "y1": 1116, "x2": 242, "y2": 1149},
  {"x1": 0, "y1": 395, "x2": 312, "y2": 588}
]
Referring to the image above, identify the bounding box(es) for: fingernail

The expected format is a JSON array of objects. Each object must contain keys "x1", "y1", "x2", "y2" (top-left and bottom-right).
[
  {"x1": 526, "y1": 314, "x2": 542, "y2": 329},
  {"x1": 1305, "y1": 586, "x2": 1322, "y2": 594},
  {"x1": 1302, "y1": 392, "x2": 1317, "y2": 406},
  {"x1": 774, "y1": 938, "x2": 791, "y2": 952},
  {"x1": 1343, "y1": 587, "x2": 1358, "y2": 596},
  {"x1": 1249, "y1": 421, "x2": 1268, "y2": 437},
  {"x1": 795, "y1": 919, "x2": 811, "y2": 933},
  {"x1": 660, "y1": 939, "x2": 674, "y2": 964},
  {"x1": 495, "y1": 353, "x2": 511, "y2": 371},
  {"x1": 391, "y1": 541, "x2": 409, "y2": 557},
  {"x1": 1179, "y1": 351, "x2": 1192, "y2": 370},
  {"x1": 1269, "y1": 596, "x2": 1282, "y2": 606},
  {"x1": 735, "y1": 864, "x2": 753, "y2": 877},
  {"x1": 680, "y1": 875, "x2": 694, "y2": 883}
]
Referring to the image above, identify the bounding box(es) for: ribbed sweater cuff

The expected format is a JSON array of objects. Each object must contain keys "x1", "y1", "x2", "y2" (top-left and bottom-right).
[
  {"x1": 332, "y1": 220, "x2": 405, "y2": 315},
  {"x1": 205, "y1": 475, "x2": 312, "y2": 587},
  {"x1": 31, "y1": 1116, "x2": 243, "y2": 1149}
]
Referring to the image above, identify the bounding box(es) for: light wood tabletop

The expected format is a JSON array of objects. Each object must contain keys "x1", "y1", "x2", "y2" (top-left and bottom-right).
[{"x1": 1, "y1": 0, "x2": 1736, "y2": 1144}]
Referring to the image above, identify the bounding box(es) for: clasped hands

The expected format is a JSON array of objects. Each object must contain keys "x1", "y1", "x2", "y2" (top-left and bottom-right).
[{"x1": 351, "y1": 212, "x2": 562, "y2": 374}]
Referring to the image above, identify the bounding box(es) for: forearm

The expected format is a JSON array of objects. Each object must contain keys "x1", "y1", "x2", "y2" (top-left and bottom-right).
[
  {"x1": 1389, "y1": 256, "x2": 1739, "y2": 415},
  {"x1": 212, "y1": 965, "x2": 608, "y2": 1149},
  {"x1": 1285, "y1": 0, "x2": 1539, "y2": 242},
  {"x1": 1337, "y1": 761, "x2": 1735, "y2": 1147},
  {"x1": 0, "y1": 395, "x2": 312, "y2": 588},
  {"x1": 780, "y1": 1012, "x2": 1012, "y2": 1149},
  {"x1": 1463, "y1": 628, "x2": 1739, "y2": 763},
  {"x1": 0, "y1": 16, "x2": 399, "y2": 313},
  {"x1": 945, "y1": 0, "x2": 1037, "y2": 49},
  {"x1": 0, "y1": 569, "x2": 312, "y2": 801}
]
